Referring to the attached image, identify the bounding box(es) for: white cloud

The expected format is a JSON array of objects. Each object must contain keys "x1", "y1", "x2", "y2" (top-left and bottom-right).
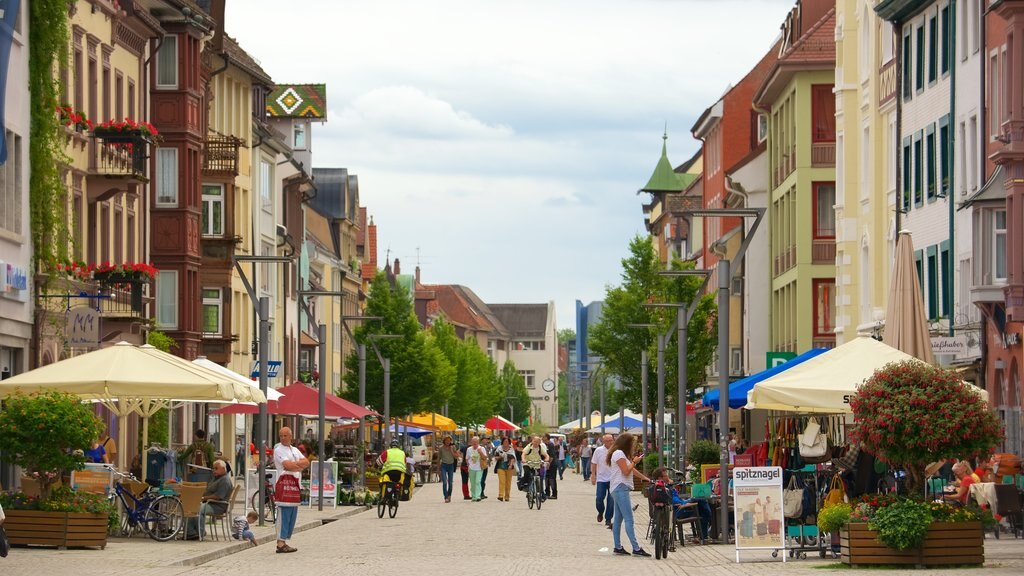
[{"x1": 333, "y1": 86, "x2": 514, "y2": 139}]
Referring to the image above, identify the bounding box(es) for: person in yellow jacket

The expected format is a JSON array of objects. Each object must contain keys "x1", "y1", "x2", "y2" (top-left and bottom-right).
[{"x1": 376, "y1": 440, "x2": 407, "y2": 498}]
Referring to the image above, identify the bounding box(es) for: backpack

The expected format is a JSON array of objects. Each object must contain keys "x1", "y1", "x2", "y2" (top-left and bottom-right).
[{"x1": 650, "y1": 480, "x2": 672, "y2": 506}]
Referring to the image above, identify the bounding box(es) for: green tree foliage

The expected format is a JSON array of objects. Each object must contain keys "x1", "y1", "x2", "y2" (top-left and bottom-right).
[
  {"x1": 557, "y1": 328, "x2": 576, "y2": 345},
  {"x1": 0, "y1": 390, "x2": 105, "y2": 499},
  {"x1": 588, "y1": 236, "x2": 717, "y2": 416},
  {"x1": 431, "y1": 318, "x2": 503, "y2": 425},
  {"x1": 340, "y1": 273, "x2": 455, "y2": 418},
  {"x1": 141, "y1": 331, "x2": 175, "y2": 450},
  {"x1": 498, "y1": 360, "x2": 530, "y2": 425}
]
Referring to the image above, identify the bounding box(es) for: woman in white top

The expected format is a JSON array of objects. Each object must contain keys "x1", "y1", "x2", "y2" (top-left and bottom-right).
[
  {"x1": 273, "y1": 426, "x2": 309, "y2": 554},
  {"x1": 606, "y1": 433, "x2": 650, "y2": 556}
]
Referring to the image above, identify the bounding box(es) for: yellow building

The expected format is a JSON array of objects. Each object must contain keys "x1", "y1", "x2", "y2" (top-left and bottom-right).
[{"x1": 834, "y1": 1, "x2": 898, "y2": 344}]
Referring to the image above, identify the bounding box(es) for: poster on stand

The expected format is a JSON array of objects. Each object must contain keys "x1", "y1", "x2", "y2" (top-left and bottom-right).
[
  {"x1": 70, "y1": 463, "x2": 114, "y2": 495},
  {"x1": 733, "y1": 466, "x2": 785, "y2": 563},
  {"x1": 309, "y1": 461, "x2": 338, "y2": 508}
]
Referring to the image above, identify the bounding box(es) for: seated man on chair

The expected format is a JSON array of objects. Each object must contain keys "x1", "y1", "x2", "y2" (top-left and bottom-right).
[
  {"x1": 653, "y1": 468, "x2": 711, "y2": 542},
  {"x1": 198, "y1": 460, "x2": 234, "y2": 538}
]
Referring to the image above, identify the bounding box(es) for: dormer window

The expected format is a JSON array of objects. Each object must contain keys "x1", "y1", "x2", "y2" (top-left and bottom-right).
[{"x1": 293, "y1": 122, "x2": 306, "y2": 150}]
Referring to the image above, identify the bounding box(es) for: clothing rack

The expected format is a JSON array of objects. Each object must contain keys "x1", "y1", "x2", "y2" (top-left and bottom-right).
[
  {"x1": 772, "y1": 465, "x2": 840, "y2": 560},
  {"x1": 765, "y1": 413, "x2": 848, "y2": 471}
]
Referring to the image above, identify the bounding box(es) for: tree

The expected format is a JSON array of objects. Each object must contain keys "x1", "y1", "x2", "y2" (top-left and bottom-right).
[
  {"x1": 498, "y1": 359, "x2": 531, "y2": 426},
  {"x1": 850, "y1": 360, "x2": 1002, "y2": 496},
  {"x1": 0, "y1": 390, "x2": 105, "y2": 499},
  {"x1": 588, "y1": 235, "x2": 717, "y2": 417},
  {"x1": 557, "y1": 328, "x2": 575, "y2": 345},
  {"x1": 431, "y1": 318, "x2": 503, "y2": 424},
  {"x1": 340, "y1": 272, "x2": 455, "y2": 418}
]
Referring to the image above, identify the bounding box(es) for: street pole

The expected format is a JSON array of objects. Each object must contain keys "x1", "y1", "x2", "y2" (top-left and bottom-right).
[
  {"x1": 317, "y1": 323, "x2": 327, "y2": 511},
  {"x1": 257, "y1": 296, "x2": 269, "y2": 526},
  {"x1": 585, "y1": 379, "x2": 592, "y2": 431},
  {"x1": 677, "y1": 306, "x2": 687, "y2": 475},
  {"x1": 383, "y1": 357, "x2": 391, "y2": 445},
  {"x1": 641, "y1": 349, "x2": 648, "y2": 455},
  {"x1": 357, "y1": 343, "x2": 366, "y2": 482},
  {"x1": 599, "y1": 373, "x2": 605, "y2": 434},
  {"x1": 717, "y1": 259, "x2": 731, "y2": 543},
  {"x1": 656, "y1": 333, "x2": 666, "y2": 467}
]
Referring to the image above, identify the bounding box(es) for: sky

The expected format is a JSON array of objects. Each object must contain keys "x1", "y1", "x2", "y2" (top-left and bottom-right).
[{"x1": 226, "y1": 0, "x2": 795, "y2": 330}]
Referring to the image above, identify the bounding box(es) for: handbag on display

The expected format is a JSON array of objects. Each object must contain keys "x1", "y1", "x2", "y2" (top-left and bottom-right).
[
  {"x1": 798, "y1": 418, "x2": 830, "y2": 463},
  {"x1": 275, "y1": 473, "x2": 302, "y2": 504},
  {"x1": 823, "y1": 475, "x2": 846, "y2": 509},
  {"x1": 783, "y1": 475, "x2": 805, "y2": 519}
]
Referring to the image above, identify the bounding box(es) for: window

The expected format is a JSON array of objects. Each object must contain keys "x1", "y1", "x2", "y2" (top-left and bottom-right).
[
  {"x1": 811, "y1": 85, "x2": 835, "y2": 142},
  {"x1": 991, "y1": 52, "x2": 1001, "y2": 137},
  {"x1": 939, "y1": 117, "x2": 950, "y2": 194},
  {"x1": 928, "y1": 15, "x2": 938, "y2": 83},
  {"x1": 902, "y1": 30, "x2": 913, "y2": 99},
  {"x1": 127, "y1": 80, "x2": 135, "y2": 120},
  {"x1": 201, "y1": 184, "x2": 224, "y2": 236},
  {"x1": 915, "y1": 250, "x2": 924, "y2": 301},
  {"x1": 73, "y1": 47, "x2": 83, "y2": 113},
  {"x1": 882, "y1": 21, "x2": 895, "y2": 63},
  {"x1": 115, "y1": 71, "x2": 123, "y2": 121},
  {"x1": 293, "y1": 123, "x2": 306, "y2": 149},
  {"x1": 515, "y1": 340, "x2": 546, "y2": 351},
  {"x1": 155, "y1": 148, "x2": 178, "y2": 206},
  {"x1": 813, "y1": 279, "x2": 835, "y2": 337},
  {"x1": 940, "y1": 5, "x2": 950, "y2": 74},
  {"x1": 202, "y1": 288, "x2": 222, "y2": 336},
  {"x1": 156, "y1": 270, "x2": 178, "y2": 329},
  {"x1": 902, "y1": 137, "x2": 912, "y2": 211},
  {"x1": 940, "y1": 240, "x2": 952, "y2": 317},
  {"x1": 927, "y1": 246, "x2": 939, "y2": 319},
  {"x1": 156, "y1": 35, "x2": 177, "y2": 88},
  {"x1": 520, "y1": 370, "x2": 536, "y2": 389},
  {"x1": 994, "y1": 209, "x2": 1007, "y2": 282},
  {"x1": 260, "y1": 241, "x2": 273, "y2": 294},
  {"x1": 813, "y1": 182, "x2": 836, "y2": 238},
  {"x1": 916, "y1": 24, "x2": 925, "y2": 91},
  {"x1": 969, "y1": 115, "x2": 979, "y2": 190},
  {"x1": 0, "y1": 131, "x2": 23, "y2": 235},
  {"x1": 260, "y1": 159, "x2": 272, "y2": 212},
  {"x1": 487, "y1": 340, "x2": 495, "y2": 360},
  {"x1": 913, "y1": 133, "x2": 923, "y2": 206},
  {"x1": 926, "y1": 126, "x2": 936, "y2": 200},
  {"x1": 970, "y1": 0, "x2": 981, "y2": 54}
]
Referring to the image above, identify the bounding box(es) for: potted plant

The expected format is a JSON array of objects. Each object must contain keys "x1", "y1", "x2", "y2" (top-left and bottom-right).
[
  {"x1": 92, "y1": 118, "x2": 159, "y2": 141},
  {"x1": 0, "y1": 390, "x2": 112, "y2": 549},
  {"x1": 817, "y1": 502, "x2": 852, "y2": 553},
  {"x1": 57, "y1": 105, "x2": 92, "y2": 133}
]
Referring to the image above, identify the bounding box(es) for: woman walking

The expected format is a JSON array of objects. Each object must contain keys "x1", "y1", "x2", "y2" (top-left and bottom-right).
[
  {"x1": 438, "y1": 435, "x2": 461, "y2": 503},
  {"x1": 607, "y1": 433, "x2": 650, "y2": 557},
  {"x1": 465, "y1": 436, "x2": 488, "y2": 502},
  {"x1": 493, "y1": 437, "x2": 517, "y2": 501}
]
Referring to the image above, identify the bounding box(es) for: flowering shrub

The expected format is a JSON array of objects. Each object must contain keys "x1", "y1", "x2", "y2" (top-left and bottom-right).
[
  {"x1": 94, "y1": 118, "x2": 158, "y2": 137},
  {"x1": 94, "y1": 261, "x2": 159, "y2": 280},
  {"x1": 1, "y1": 487, "x2": 119, "y2": 532},
  {"x1": 57, "y1": 105, "x2": 92, "y2": 131},
  {"x1": 0, "y1": 391, "x2": 106, "y2": 499},
  {"x1": 869, "y1": 498, "x2": 933, "y2": 550},
  {"x1": 849, "y1": 360, "x2": 1002, "y2": 494}
]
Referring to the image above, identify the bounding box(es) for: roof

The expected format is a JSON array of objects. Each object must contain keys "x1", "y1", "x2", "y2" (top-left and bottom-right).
[
  {"x1": 488, "y1": 304, "x2": 549, "y2": 339},
  {"x1": 266, "y1": 84, "x2": 327, "y2": 119},
  {"x1": 639, "y1": 133, "x2": 688, "y2": 194},
  {"x1": 309, "y1": 168, "x2": 350, "y2": 220},
  {"x1": 875, "y1": 0, "x2": 931, "y2": 23},
  {"x1": 961, "y1": 165, "x2": 1005, "y2": 209},
  {"x1": 754, "y1": 8, "x2": 836, "y2": 105},
  {"x1": 221, "y1": 36, "x2": 273, "y2": 86}
]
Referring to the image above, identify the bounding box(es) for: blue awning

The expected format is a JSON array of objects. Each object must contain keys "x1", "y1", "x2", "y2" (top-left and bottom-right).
[{"x1": 702, "y1": 348, "x2": 831, "y2": 410}]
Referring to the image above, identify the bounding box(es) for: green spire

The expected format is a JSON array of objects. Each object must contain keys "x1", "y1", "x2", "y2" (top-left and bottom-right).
[{"x1": 639, "y1": 130, "x2": 686, "y2": 194}]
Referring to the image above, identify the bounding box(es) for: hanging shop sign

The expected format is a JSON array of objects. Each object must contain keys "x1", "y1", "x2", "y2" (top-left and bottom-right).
[
  {"x1": 0, "y1": 260, "x2": 29, "y2": 302},
  {"x1": 67, "y1": 306, "x2": 100, "y2": 349}
]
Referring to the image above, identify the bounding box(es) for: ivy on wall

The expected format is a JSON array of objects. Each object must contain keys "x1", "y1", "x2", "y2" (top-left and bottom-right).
[{"x1": 29, "y1": 0, "x2": 73, "y2": 273}]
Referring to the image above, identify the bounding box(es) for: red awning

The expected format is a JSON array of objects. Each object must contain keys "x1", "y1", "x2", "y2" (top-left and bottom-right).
[{"x1": 211, "y1": 382, "x2": 378, "y2": 419}]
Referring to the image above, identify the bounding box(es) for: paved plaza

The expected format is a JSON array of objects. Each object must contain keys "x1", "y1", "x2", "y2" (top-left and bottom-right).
[{"x1": 2, "y1": 474, "x2": 1023, "y2": 576}]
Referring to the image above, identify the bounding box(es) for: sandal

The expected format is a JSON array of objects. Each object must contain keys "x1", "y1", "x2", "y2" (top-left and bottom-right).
[{"x1": 276, "y1": 545, "x2": 297, "y2": 553}]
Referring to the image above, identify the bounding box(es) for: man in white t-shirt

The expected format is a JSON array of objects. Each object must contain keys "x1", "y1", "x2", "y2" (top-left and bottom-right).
[
  {"x1": 590, "y1": 433, "x2": 615, "y2": 528},
  {"x1": 274, "y1": 427, "x2": 309, "y2": 553}
]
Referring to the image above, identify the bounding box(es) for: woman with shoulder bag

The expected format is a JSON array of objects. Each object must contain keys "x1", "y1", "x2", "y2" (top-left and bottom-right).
[
  {"x1": 438, "y1": 435, "x2": 461, "y2": 503},
  {"x1": 494, "y1": 437, "x2": 517, "y2": 501}
]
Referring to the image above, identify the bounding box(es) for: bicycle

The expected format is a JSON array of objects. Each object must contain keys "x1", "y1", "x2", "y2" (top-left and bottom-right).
[
  {"x1": 106, "y1": 467, "x2": 184, "y2": 541},
  {"x1": 249, "y1": 472, "x2": 277, "y2": 523},
  {"x1": 377, "y1": 473, "x2": 402, "y2": 519},
  {"x1": 525, "y1": 462, "x2": 546, "y2": 510},
  {"x1": 647, "y1": 480, "x2": 674, "y2": 560}
]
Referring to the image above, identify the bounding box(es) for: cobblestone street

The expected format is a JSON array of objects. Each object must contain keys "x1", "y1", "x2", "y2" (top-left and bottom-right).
[{"x1": 4, "y1": 473, "x2": 1023, "y2": 576}]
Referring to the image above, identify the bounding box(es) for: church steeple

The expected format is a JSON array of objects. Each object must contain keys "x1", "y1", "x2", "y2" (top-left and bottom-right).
[{"x1": 639, "y1": 129, "x2": 686, "y2": 194}]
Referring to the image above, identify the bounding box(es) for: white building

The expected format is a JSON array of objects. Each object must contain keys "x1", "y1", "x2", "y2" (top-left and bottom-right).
[{"x1": 490, "y1": 302, "x2": 559, "y2": 427}]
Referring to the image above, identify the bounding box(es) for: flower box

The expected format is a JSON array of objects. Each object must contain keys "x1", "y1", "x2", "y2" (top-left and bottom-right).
[
  {"x1": 840, "y1": 521, "x2": 983, "y2": 566},
  {"x1": 2, "y1": 509, "x2": 108, "y2": 550}
]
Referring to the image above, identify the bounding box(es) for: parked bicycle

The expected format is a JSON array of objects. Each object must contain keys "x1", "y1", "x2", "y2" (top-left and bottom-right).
[
  {"x1": 106, "y1": 466, "x2": 183, "y2": 541},
  {"x1": 249, "y1": 472, "x2": 277, "y2": 523}
]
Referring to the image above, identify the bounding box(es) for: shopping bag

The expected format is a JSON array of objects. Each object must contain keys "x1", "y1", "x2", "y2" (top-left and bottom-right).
[
  {"x1": 823, "y1": 475, "x2": 846, "y2": 508},
  {"x1": 783, "y1": 475, "x2": 805, "y2": 518},
  {"x1": 274, "y1": 473, "x2": 302, "y2": 504},
  {"x1": 799, "y1": 419, "x2": 829, "y2": 463}
]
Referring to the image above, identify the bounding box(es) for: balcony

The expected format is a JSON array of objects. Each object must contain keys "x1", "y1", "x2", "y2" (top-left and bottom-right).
[
  {"x1": 773, "y1": 244, "x2": 796, "y2": 277},
  {"x1": 90, "y1": 134, "x2": 149, "y2": 179},
  {"x1": 203, "y1": 134, "x2": 241, "y2": 176},
  {"x1": 812, "y1": 239, "x2": 836, "y2": 265},
  {"x1": 811, "y1": 142, "x2": 835, "y2": 167},
  {"x1": 812, "y1": 336, "x2": 836, "y2": 350},
  {"x1": 878, "y1": 59, "x2": 898, "y2": 106},
  {"x1": 98, "y1": 284, "x2": 150, "y2": 319}
]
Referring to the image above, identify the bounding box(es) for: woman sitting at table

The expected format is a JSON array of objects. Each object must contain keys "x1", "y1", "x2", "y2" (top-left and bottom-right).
[{"x1": 945, "y1": 461, "x2": 976, "y2": 506}]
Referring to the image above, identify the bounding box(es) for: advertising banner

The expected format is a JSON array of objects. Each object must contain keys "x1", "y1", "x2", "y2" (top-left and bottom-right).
[
  {"x1": 733, "y1": 466, "x2": 785, "y2": 563},
  {"x1": 70, "y1": 463, "x2": 114, "y2": 495},
  {"x1": 309, "y1": 460, "x2": 337, "y2": 508}
]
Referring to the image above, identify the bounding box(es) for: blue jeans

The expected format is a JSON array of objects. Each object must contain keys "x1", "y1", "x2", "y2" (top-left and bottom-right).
[
  {"x1": 581, "y1": 457, "x2": 591, "y2": 480},
  {"x1": 595, "y1": 480, "x2": 614, "y2": 525},
  {"x1": 441, "y1": 463, "x2": 455, "y2": 499},
  {"x1": 611, "y1": 484, "x2": 639, "y2": 551},
  {"x1": 277, "y1": 505, "x2": 298, "y2": 541}
]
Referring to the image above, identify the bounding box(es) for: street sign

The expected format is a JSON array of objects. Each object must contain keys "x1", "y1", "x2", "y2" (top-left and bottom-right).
[
  {"x1": 250, "y1": 360, "x2": 282, "y2": 378},
  {"x1": 765, "y1": 352, "x2": 796, "y2": 368}
]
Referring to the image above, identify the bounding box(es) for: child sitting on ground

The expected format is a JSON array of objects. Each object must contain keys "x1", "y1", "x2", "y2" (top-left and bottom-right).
[{"x1": 232, "y1": 511, "x2": 258, "y2": 546}]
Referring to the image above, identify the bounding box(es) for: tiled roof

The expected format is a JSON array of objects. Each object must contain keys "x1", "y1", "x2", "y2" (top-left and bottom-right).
[
  {"x1": 778, "y1": 8, "x2": 836, "y2": 65},
  {"x1": 489, "y1": 304, "x2": 548, "y2": 338},
  {"x1": 222, "y1": 35, "x2": 273, "y2": 86},
  {"x1": 266, "y1": 84, "x2": 327, "y2": 119}
]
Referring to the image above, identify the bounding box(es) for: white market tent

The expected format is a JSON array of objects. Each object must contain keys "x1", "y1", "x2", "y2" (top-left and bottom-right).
[
  {"x1": 747, "y1": 336, "x2": 985, "y2": 413},
  {"x1": 558, "y1": 412, "x2": 603, "y2": 433},
  {"x1": 585, "y1": 410, "x2": 671, "y2": 434}
]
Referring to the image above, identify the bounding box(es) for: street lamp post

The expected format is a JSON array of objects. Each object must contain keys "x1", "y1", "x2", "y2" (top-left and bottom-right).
[
  {"x1": 685, "y1": 207, "x2": 765, "y2": 543},
  {"x1": 338, "y1": 316, "x2": 383, "y2": 485},
  {"x1": 625, "y1": 322, "x2": 658, "y2": 459},
  {"x1": 364, "y1": 334, "x2": 402, "y2": 445}
]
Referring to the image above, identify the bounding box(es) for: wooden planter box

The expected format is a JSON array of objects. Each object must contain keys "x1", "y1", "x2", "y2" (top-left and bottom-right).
[
  {"x1": 364, "y1": 476, "x2": 380, "y2": 492},
  {"x1": 3, "y1": 510, "x2": 108, "y2": 550},
  {"x1": 840, "y1": 521, "x2": 983, "y2": 567}
]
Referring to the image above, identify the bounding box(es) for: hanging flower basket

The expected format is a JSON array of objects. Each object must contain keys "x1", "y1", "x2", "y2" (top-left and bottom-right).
[
  {"x1": 92, "y1": 118, "x2": 159, "y2": 143},
  {"x1": 92, "y1": 262, "x2": 158, "y2": 283}
]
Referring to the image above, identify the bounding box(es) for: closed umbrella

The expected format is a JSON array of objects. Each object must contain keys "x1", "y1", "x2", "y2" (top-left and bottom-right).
[{"x1": 883, "y1": 231, "x2": 936, "y2": 364}]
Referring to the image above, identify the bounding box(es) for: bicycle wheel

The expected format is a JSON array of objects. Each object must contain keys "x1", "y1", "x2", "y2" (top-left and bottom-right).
[
  {"x1": 388, "y1": 493, "x2": 398, "y2": 519},
  {"x1": 377, "y1": 486, "x2": 387, "y2": 518},
  {"x1": 535, "y1": 481, "x2": 542, "y2": 511},
  {"x1": 250, "y1": 490, "x2": 277, "y2": 523},
  {"x1": 143, "y1": 496, "x2": 184, "y2": 542},
  {"x1": 654, "y1": 511, "x2": 664, "y2": 559},
  {"x1": 527, "y1": 482, "x2": 535, "y2": 509},
  {"x1": 659, "y1": 510, "x2": 672, "y2": 560}
]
